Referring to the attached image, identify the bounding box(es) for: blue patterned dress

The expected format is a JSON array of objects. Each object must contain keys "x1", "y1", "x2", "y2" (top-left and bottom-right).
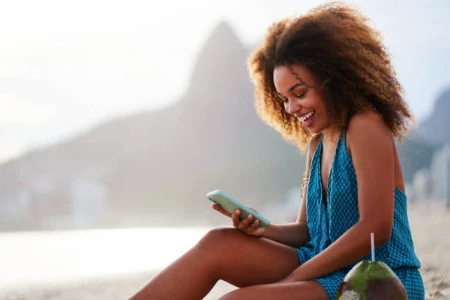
[{"x1": 296, "y1": 133, "x2": 425, "y2": 299}]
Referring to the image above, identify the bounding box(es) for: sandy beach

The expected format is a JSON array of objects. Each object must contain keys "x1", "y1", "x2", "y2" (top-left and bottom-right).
[{"x1": 1, "y1": 202, "x2": 449, "y2": 300}]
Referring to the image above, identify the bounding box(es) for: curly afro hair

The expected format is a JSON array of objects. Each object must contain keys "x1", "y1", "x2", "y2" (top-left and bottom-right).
[{"x1": 247, "y1": 2, "x2": 414, "y2": 150}]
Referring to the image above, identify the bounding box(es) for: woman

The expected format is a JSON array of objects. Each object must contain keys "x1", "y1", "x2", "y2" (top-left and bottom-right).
[{"x1": 130, "y1": 3, "x2": 424, "y2": 299}]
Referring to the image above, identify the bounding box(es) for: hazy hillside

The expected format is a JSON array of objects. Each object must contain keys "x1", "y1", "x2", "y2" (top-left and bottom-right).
[
  {"x1": 397, "y1": 87, "x2": 450, "y2": 182},
  {"x1": 0, "y1": 22, "x2": 305, "y2": 231},
  {"x1": 413, "y1": 88, "x2": 450, "y2": 145},
  {"x1": 0, "y1": 21, "x2": 447, "y2": 231},
  {"x1": 397, "y1": 137, "x2": 438, "y2": 183}
]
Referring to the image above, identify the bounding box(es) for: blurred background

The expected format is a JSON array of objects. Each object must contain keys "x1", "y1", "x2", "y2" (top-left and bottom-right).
[{"x1": 0, "y1": 0, "x2": 449, "y2": 299}]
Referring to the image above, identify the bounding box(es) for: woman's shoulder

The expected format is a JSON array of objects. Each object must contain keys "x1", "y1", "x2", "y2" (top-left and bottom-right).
[
  {"x1": 348, "y1": 110, "x2": 386, "y2": 128},
  {"x1": 347, "y1": 110, "x2": 392, "y2": 136},
  {"x1": 346, "y1": 110, "x2": 394, "y2": 156}
]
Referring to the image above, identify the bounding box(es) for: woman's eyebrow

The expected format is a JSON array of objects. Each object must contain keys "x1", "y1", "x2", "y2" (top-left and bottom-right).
[{"x1": 288, "y1": 83, "x2": 304, "y2": 92}]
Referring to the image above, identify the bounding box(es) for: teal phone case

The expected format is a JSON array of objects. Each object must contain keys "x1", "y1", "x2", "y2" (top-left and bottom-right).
[{"x1": 206, "y1": 190, "x2": 271, "y2": 228}]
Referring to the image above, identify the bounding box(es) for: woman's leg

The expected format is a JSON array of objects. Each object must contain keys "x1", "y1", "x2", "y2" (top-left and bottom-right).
[{"x1": 129, "y1": 227, "x2": 301, "y2": 300}]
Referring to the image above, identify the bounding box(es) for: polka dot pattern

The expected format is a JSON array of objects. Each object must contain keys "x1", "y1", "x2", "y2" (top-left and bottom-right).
[{"x1": 296, "y1": 132, "x2": 424, "y2": 299}]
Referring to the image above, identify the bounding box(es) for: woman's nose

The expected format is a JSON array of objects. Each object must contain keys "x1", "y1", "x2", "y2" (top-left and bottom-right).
[{"x1": 286, "y1": 98, "x2": 301, "y2": 115}]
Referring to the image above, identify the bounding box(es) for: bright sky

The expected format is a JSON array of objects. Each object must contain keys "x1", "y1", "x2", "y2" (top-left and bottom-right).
[{"x1": 0, "y1": 0, "x2": 449, "y2": 163}]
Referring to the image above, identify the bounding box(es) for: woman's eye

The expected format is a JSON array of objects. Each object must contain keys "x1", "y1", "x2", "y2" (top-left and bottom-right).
[{"x1": 295, "y1": 91, "x2": 307, "y2": 98}]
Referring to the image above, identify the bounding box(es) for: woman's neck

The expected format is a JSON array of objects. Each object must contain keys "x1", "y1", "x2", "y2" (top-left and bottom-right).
[{"x1": 321, "y1": 127, "x2": 341, "y2": 144}]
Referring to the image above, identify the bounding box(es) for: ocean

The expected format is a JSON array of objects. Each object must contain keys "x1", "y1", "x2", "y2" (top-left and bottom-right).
[{"x1": 0, "y1": 227, "x2": 212, "y2": 291}]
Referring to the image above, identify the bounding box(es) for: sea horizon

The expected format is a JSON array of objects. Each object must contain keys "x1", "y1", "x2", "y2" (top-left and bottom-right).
[{"x1": 0, "y1": 227, "x2": 214, "y2": 291}]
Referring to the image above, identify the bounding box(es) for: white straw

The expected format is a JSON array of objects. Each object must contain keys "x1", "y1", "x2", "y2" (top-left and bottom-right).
[{"x1": 370, "y1": 232, "x2": 375, "y2": 262}]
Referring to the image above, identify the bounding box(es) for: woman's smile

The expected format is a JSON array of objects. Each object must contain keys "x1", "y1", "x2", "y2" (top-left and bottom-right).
[{"x1": 297, "y1": 110, "x2": 315, "y2": 127}]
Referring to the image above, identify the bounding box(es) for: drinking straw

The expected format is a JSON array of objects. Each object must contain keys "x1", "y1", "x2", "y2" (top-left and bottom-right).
[{"x1": 370, "y1": 232, "x2": 375, "y2": 262}]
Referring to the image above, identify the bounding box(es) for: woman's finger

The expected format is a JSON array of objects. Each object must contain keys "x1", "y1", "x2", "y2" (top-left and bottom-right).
[
  {"x1": 248, "y1": 219, "x2": 259, "y2": 231},
  {"x1": 239, "y1": 214, "x2": 253, "y2": 230},
  {"x1": 211, "y1": 204, "x2": 232, "y2": 217},
  {"x1": 232, "y1": 209, "x2": 241, "y2": 227}
]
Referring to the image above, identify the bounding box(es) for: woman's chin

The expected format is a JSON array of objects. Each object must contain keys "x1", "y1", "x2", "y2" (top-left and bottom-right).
[{"x1": 305, "y1": 126, "x2": 320, "y2": 135}]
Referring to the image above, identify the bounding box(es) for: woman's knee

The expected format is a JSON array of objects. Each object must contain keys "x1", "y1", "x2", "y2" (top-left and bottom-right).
[{"x1": 197, "y1": 227, "x2": 244, "y2": 251}]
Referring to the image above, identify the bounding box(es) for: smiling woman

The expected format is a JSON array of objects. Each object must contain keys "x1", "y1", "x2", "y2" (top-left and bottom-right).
[
  {"x1": 129, "y1": 2, "x2": 424, "y2": 300},
  {"x1": 247, "y1": 4, "x2": 413, "y2": 151},
  {"x1": 272, "y1": 65, "x2": 330, "y2": 132}
]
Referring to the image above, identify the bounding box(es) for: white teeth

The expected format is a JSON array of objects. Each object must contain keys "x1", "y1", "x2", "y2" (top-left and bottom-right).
[{"x1": 299, "y1": 111, "x2": 314, "y2": 122}]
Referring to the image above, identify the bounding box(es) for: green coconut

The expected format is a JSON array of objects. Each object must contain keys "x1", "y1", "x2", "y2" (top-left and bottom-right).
[{"x1": 335, "y1": 260, "x2": 407, "y2": 300}]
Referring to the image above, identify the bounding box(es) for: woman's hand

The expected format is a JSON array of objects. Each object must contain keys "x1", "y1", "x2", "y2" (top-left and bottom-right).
[{"x1": 211, "y1": 204, "x2": 265, "y2": 237}]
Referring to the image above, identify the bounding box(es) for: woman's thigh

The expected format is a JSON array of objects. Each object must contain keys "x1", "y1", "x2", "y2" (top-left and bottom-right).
[
  {"x1": 197, "y1": 227, "x2": 300, "y2": 288},
  {"x1": 219, "y1": 280, "x2": 328, "y2": 300}
]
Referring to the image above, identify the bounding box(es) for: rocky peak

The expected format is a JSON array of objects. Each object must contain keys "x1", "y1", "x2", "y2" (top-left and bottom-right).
[
  {"x1": 187, "y1": 21, "x2": 248, "y2": 96},
  {"x1": 416, "y1": 87, "x2": 450, "y2": 145}
]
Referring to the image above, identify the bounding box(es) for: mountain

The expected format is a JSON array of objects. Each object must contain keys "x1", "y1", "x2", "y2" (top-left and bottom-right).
[
  {"x1": 412, "y1": 88, "x2": 450, "y2": 145},
  {"x1": 3, "y1": 21, "x2": 444, "y2": 231},
  {"x1": 0, "y1": 22, "x2": 305, "y2": 231},
  {"x1": 397, "y1": 87, "x2": 450, "y2": 182},
  {"x1": 397, "y1": 137, "x2": 437, "y2": 183}
]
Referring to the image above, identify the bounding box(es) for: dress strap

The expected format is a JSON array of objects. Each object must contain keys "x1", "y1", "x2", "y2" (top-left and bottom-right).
[
  {"x1": 340, "y1": 131, "x2": 346, "y2": 142},
  {"x1": 310, "y1": 134, "x2": 323, "y2": 172},
  {"x1": 340, "y1": 131, "x2": 347, "y2": 146}
]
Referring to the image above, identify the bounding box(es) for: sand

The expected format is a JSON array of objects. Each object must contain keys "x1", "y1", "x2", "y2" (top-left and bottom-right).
[
  {"x1": 1, "y1": 202, "x2": 448, "y2": 300},
  {"x1": 0, "y1": 271, "x2": 236, "y2": 300},
  {"x1": 408, "y1": 202, "x2": 450, "y2": 299}
]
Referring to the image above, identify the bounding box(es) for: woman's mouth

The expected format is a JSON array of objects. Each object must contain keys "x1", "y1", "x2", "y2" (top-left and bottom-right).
[{"x1": 298, "y1": 111, "x2": 315, "y2": 127}]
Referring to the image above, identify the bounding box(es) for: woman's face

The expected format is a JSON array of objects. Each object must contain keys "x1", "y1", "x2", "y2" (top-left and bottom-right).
[{"x1": 273, "y1": 64, "x2": 331, "y2": 134}]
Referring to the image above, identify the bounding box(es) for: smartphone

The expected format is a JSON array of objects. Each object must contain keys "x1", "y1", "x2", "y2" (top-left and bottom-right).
[{"x1": 206, "y1": 190, "x2": 271, "y2": 228}]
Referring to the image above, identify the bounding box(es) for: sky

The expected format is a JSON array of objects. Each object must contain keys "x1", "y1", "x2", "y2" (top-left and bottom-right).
[{"x1": 0, "y1": 0, "x2": 449, "y2": 163}]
